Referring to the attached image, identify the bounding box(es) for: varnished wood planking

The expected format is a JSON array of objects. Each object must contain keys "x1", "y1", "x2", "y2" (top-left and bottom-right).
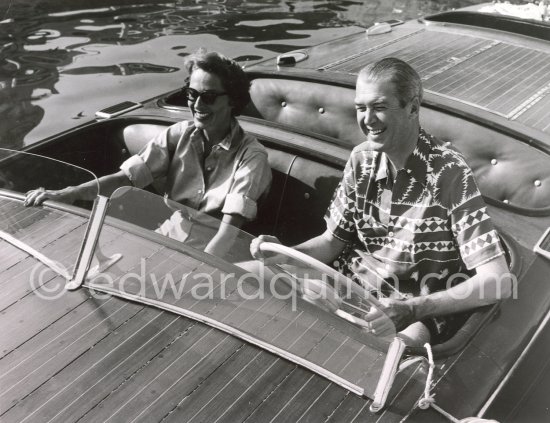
[
  {"x1": 243, "y1": 365, "x2": 337, "y2": 422},
  {"x1": 158, "y1": 346, "x2": 276, "y2": 422},
  {"x1": 1, "y1": 308, "x2": 191, "y2": 423},
  {"x1": 0, "y1": 277, "x2": 90, "y2": 361},
  {"x1": 0, "y1": 255, "x2": 50, "y2": 311},
  {"x1": 165, "y1": 354, "x2": 296, "y2": 423},
  {"x1": 0, "y1": 217, "x2": 121, "y2": 317},
  {"x1": 521, "y1": 94, "x2": 550, "y2": 131},
  {"x1": 476, "y1": 50, "x2": 548, "y2": 108},
  {"x1": 325, "y1": 392, "x2": 372, "y2": 422},
  {"x1": 0, "y1": 297, "x2": 145, "y2": 414},
  {"x1": 367, "y1": 361, "x2": 426, "y2": 423},
  {"x1": 76, "y1": 327, "x2": 244, "y2": 423}
]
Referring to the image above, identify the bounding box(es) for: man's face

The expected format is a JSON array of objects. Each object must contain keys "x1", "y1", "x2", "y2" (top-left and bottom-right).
[
  {"x1": 188, "y1": 68, "x2": 233, "y2": 134},
  {"x1": 355, "y1": 77, "x2": 417, "y2": 156}
]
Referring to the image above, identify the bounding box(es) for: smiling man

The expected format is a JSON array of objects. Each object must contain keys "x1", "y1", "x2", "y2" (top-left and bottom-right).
[{"x1": 252, "y1": 57, "x2": 512, "y2": 345}]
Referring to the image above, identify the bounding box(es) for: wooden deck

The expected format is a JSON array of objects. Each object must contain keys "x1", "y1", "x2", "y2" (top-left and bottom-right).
[{"x1": 0, "y1": 196, "x2": 425, "y2": 422}]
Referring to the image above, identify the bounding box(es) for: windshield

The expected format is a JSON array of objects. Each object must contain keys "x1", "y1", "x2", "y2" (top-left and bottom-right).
[
  {"x1": 0, "y1": 148, "x2": 98, "y2": 280},
  {"x1": 85, "y1": 186, "x2": 399, "y2": 401}
]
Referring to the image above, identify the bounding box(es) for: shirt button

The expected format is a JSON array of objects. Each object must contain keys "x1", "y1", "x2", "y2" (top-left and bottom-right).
[
  {"x1": 388, "y1": 231, "x2": 394, "y2": 237},
  {"x1": 206, "y1": 166, "x2": 213, "y2": 171},
  {"x1": 407, "y1": 169, "x2": 411, "y2": 174},
  {"x1": 198, "y1": 189, "x2": 203, "y2": 194},
  {"x1": 385, "y1": 264, "x2": 390, "y2": 270}
]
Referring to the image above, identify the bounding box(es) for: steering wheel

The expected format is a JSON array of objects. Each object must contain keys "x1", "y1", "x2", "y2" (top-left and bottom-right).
[{"x1": 258, "y1": 242, "x2": 392, "y2": 335}]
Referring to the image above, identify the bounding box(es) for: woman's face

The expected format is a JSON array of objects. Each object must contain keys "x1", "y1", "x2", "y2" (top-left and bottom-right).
[{"x1": 187, "y1": 68, "x2": 233, "y2": 137}]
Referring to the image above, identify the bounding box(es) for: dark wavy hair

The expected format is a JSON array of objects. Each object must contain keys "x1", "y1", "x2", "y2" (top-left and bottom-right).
[{"x1": 184, "y1": 49, "x2": 250, "y2": 116}]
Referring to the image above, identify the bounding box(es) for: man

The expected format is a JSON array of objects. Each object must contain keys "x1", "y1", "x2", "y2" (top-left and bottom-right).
[
  {"x1": 25, "y1": 49, "x2": 272, "y2": 256},
  {"x1": 251, "y1": 57, "x2": 511, "y2": 345}
]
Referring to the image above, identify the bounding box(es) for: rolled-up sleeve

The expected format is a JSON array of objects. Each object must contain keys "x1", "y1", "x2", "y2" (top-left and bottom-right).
[
  {"x1": 120, "y1": 155, "x2": 154, "y2": 188},
  {"x1": 222, "y1": 148, "x2": 272, "y2": 220},
  {"x1": 120, "y1": 123, "x2": 183, "y2": 188}
]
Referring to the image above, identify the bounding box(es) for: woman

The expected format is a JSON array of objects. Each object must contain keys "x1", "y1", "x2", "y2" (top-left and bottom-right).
[{"x1": 25, "y1": 49, "x2": 272, "y2": 256}]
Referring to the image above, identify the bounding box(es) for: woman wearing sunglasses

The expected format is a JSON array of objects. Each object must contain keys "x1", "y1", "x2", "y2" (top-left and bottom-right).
[{"x1": 25, "y1": 49, "x2": 272, "y2": 256}]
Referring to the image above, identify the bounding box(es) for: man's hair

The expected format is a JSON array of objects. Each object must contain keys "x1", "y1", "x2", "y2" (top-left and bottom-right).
[
  {"x1": 185, "y1": 49, "x2": 250, "y2": 116},
  {"x1": 358, "y1": 57, "x2": 423, "y2": 107}
]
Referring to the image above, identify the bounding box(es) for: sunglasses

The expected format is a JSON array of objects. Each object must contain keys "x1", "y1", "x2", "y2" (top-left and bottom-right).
[{"x1": 182, "y1": 87, "x2": 227, "y2": 105}]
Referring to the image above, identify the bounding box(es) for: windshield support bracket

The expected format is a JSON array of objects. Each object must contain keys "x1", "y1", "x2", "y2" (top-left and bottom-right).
[
  {"x1": 370, "y1": 336, "x2": 407, "y2": 412},
  {"x1": 66, "y1": 195, "x2": 110, "y2": 290}
]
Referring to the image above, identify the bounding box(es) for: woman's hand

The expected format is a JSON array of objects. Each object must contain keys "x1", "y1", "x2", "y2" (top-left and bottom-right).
[{"x1": 24, "y1": 186, "x2": 77, "y2": 206}]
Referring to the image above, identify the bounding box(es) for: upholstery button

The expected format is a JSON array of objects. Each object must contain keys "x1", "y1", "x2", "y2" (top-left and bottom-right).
[
  {"x1": 535, "y1": 180, "x2": 541, "y2": 187},
  {"x1": 318, "y1": 107, "x2": 325, "y2": 114},
  {"x1": 491, "y1": 159, "x2": 498, "y2": 165},
  {"x1": 281, "y1": 101, "x2": 287, "y2": 107},
  {"x1": 304, "y1": 192, "x2": 311, "y2": 199}
]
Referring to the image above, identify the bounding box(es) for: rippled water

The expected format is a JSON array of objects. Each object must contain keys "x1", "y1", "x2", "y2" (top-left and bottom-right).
[{"x1": 0, "y1": 0, "x2": 488, "y2": 149}]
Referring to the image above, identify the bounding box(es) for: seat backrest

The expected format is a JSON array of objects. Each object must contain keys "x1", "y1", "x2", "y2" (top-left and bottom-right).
[
  {"x1": 275, "y1": 156, "x2": 342, "y2": 244},
  {"x1": 245, "y1": 77, "x2": 550, "y2": 211}
]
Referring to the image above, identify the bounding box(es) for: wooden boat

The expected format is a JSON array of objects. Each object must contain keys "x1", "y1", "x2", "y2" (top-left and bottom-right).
[{"x1": 2, "y1": 4, "x2": 550, "y2": 422}]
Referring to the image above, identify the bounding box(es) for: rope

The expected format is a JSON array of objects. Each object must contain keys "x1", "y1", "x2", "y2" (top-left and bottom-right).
[
  {"x1": 415, "y1": 343, "x2": 499, "y2": 423},
  {"x1": 417, "y1": 343, "x2": 437, "y2": 410}
]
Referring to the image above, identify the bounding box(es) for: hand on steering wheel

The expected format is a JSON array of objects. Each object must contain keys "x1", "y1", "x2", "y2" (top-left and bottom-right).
[
  {"x1": 250, "y1": 235, "x2": 289, "y2": 265},
  {"x1": 257, "y1": 241, "x2": 395, "y2": 337}
]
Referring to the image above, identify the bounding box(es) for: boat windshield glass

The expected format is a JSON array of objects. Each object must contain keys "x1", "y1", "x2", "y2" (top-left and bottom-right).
[
  {"x1": 0, "y1": 148, "x2": 98, "y2": 281},
  {"x1": 87, "y1": 186, "x2": 398, "y2": 400}
]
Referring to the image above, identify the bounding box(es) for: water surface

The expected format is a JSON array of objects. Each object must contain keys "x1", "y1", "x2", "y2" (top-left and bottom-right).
[{"x1": 1, "y1": 0, "x2": 489, "y2": 148}]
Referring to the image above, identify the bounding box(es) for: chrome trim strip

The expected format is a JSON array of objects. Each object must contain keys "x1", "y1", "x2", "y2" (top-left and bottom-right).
[{"x1": 0, "y1": 229, "x2": 71, "y2": 280}]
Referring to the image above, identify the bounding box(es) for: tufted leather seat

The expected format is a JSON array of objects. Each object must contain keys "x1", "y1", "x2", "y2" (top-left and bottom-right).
[
  {"x1": 245, "y1": 77, "x2": 550, "y2": 212},
  {"x1": 245, "y1": 78, "x2": 364, "y2": 144}
]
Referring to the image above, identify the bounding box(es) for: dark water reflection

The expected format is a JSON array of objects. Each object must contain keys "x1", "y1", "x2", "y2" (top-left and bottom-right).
[{"x1": 1, "y1": 0, "x2": 488, "y2": 149}]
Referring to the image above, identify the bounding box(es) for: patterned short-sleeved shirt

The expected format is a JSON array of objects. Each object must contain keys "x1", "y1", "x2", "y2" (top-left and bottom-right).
[{"x1": 325, "y1": 129, "x2": 504, "y2": 295}]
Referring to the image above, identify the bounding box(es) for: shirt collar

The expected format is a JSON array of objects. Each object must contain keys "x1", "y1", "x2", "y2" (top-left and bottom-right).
[
  {"x1": 373, "y1": 128, "x2": 433, "y2": 185},
  {"x1": 217, "y1": 118, "x2": 241, "y2": 151},
  {"x1": 375, "y1": 154, "x2": 390, "y2": 182},
  {"x1": 190, "y1": 118, "x2": 241, "y2": 151}
]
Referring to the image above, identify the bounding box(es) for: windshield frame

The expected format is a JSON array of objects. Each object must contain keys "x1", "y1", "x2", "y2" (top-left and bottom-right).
[
  {"x1": 77, "y1": 185, "x2": 404, "y2": 405},
  {"x1": 0, "y1": 148, "x2": 100, "y2": 284}
]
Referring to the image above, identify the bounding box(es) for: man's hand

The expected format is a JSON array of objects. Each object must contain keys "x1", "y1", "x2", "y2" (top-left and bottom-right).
[
  {"x1": 24, "y1": 186, "x2": 77, "y2": 206},
  {"x1": 364, "y1": 297, "x2": 416, "y2": 332},
  {"x1": 250, "y1": 234, "x2": 288, "y2": 265}
]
